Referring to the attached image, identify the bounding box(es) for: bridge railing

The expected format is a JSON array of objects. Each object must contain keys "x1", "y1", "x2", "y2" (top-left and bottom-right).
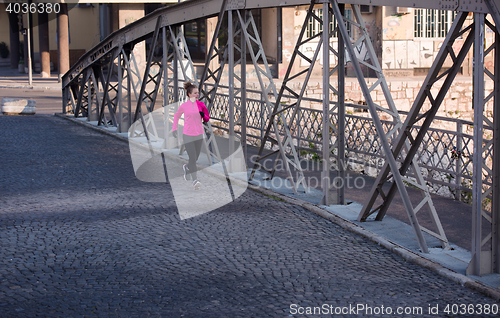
[{"x1": 167, "y1": 82, "x2": 490, "y2": 204}]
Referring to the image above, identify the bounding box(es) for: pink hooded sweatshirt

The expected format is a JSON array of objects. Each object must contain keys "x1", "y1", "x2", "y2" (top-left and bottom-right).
[{"x1": 172, "y1": 100, "x2": 210, "y2": 136}]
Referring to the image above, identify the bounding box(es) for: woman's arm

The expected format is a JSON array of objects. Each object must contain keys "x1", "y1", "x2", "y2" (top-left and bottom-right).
[
  {"x1": 198, "y1": 101, "x2": 210, "y2": 122},
  {"x1": 172, "y1": 103, "x2": 185, "y2": 131}
]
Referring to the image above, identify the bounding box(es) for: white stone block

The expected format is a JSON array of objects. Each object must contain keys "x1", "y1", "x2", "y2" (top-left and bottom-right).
[
  {"x1": 407, "y1": 81, "x2": 420, "y2": 88},
  {"x1": 391, "y1": 81, "x2": 403, "y2": 91},
  {"x1": 1, "y1": 98, "x2": 36, "y2": 115},
  {"x1": 405, "y1": 89, "x2": 414, "y2": 99},
  {"x1": 397, "y1": 99, "x2": 411, "y2": 112}
]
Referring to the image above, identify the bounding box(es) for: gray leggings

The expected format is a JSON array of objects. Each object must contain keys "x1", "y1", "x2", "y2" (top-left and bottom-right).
[{"x1": 183, "y1": 134, "x2": 203, "y2": 180}]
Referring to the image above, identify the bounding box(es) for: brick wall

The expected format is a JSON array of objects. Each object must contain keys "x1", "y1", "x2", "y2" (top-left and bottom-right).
[{"x1": 294, "y1": 77, "x2": 491, "y2": 131}]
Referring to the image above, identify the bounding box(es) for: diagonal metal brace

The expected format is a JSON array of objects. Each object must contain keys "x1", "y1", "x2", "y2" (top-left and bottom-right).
[{"x1": 331, "y1": 0, "x2": 431, "y2": 252}]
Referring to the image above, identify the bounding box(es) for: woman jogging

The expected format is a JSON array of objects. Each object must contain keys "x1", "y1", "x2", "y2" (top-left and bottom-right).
[{"x1": 172, "y1": 81, "x2": 210, "y2": 190}]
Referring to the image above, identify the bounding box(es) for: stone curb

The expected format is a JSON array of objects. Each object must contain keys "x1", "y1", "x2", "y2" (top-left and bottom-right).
[
  {"x1": 245, "y1": 186, "x2": 500, "y2": 302},
  {"x1": 54, "y1": 113, "x2": 500, "y2": 302},
  {"x1": 55, "y1": 113, "x2": 129, "y2": 142}
]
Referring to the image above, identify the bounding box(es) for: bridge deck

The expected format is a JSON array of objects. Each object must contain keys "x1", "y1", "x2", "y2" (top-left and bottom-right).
[{"x1": 0, "y1": 86, "x2": 499, "y2": 314}]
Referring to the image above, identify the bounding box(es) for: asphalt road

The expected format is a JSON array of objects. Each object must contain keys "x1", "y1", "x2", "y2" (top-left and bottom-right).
[{"x1": 0, "y1": 88, "x2": 62, "y2": 116}]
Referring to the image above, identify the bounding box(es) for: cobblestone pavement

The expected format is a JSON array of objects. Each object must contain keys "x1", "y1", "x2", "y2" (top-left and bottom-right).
[{"x1": 0, "y1": 115, "x2": 498, "y2": 317}]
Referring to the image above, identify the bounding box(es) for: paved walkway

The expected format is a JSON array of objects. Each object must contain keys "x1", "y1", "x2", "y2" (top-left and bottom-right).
[
  {"x1": 0, "y1": 66, "x2": 61, "y2": 90},
  {"x1": 1, "y1": 112, "x2": 498, "y2": 317}
]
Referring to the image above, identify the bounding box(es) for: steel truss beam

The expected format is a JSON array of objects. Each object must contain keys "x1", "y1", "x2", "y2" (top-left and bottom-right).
[
  {"x1": 129, "y1": 17, "x2": 165, "y2": 142},
  {"x1": 193, "y1": 0, "x2": 241, "y2": 177},
  {"x1": 321, "y1": 2, "x2": 346, "y2": 205},
  {"x1": 133, "y1": 17, "x2": 164, "y2": 125},
  {"x1": 72, "y1": 45, "x2": 139, "y2": 133},
  {"x1": 88, "y1": 66, "x2": 101, "y2": 122},
  {"x1": 95, "y1": 45, "x2": 157, "y2": 134},
  {"x1": 122, "y1": 47, "x2": 153, "y2": 133},
  {"x1": 94, "y1": 10, "x2": 233, "y2": 197},
  {"x1": 96, "y1": 49, "x2": 119, "y2": 129},
  {"x1": 114, "y1": 48, "x2": 135, "y2": 132},
  {"x1": 198, "y1": 0, "x2": 308, "y2": 195},
  {"x1": 176, "y1": 2, "x2": 235, "y2": 199},
  {"x1": 182, "y1": 5, "x2": 247, "y2": 172},
  {"x1": 467, "y1": 7, "x2": 500, "y2": 275},
  {"x1": 330, "y1": 0, "x2": 449, "y2": 252},
  {"x1": 248, "y1": 1, "x2": 345, "y2": 203},
  {"x1": 358, "y1": 12, "x2": 474, "y2": 248},
  {"x1": 74, "y1": 69, "x2": 91, "y2": 118},
  {"x1": 169, "y1": 25, "x2": 198, "y2": 89},
  {"x1": 493, "y1": 21, "x2": 500, "y2": 275},
  {"x1": 62, "y1": 84, "x2": 78, "y2": 115},
  {"x1": 61, "y1": 0, "x2": 500, "y2": 90},
  {"x1": 96, "y1": 47, "x2": 136, "y2": 132},
  {"x1": 247, "y1": 1, "x2": 321, "y2": 195},
  {"x1": 168, "y1": 23, "x2": 226, "y2": 169},
  {"x1": 493, "y1": 16, "x2": 500, "y2": 276},
  {"x1": 243, "y1": 12, "x2": 309, "y2": 195},
  {"x1": 227, "y1": 9, "x2": 247, "y2": 171},
  {"x1": 162, "y1": 25, "x2": 177, "y2": 149},
  {"x1": 198, "y1": 0, "x2": 229, "y2": 110},
  {"x1": 73, "y1": 66, "x2": 101, "y2": 121}
]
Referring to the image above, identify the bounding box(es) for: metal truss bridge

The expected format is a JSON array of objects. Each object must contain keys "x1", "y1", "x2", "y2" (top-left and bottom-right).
[{"x1": 61, "y1": 0, "x2": 500, "y2": 276}]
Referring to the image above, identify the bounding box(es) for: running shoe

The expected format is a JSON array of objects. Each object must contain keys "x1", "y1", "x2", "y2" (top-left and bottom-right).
[
  {"x1": 183, "y1": 164, "x2": 190, "y2": 181},
  {"x1": 193, "y1": 180, "x2": 201, "y2": 190}
]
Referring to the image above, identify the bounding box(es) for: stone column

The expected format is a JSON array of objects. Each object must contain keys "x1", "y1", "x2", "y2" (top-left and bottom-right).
[
  {"x1": 57, "y1": 4, "x2": 70, "y2": 81},
  {"x1": 8, "y1": 13, "x2": 20, "y2": 69},
  {"x1": 23, "y1": 32, "x2": 28, "y2": 73},
  {"x1": 38, "y1": 12, "x2": 50, "y2": 77},
  {"x1": 118, "y1": 4, "x2": 145, "y2": 78},
  {"x1": 206, "y1": 17, "x2": 218, "y2": 74}
]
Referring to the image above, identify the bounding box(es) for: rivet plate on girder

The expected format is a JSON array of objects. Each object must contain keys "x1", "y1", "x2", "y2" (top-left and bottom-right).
[
  {"x1": 227, "y1": 0, "x2": 246, "y2": 10},
  {"x1": 115, "y1": 35, "x2": 125, "y2": 47},
  {"x1": 161, "y1": 15, "x2": 168, "y2": 28},
  {"x1": 459, "y1": 0, "x2": 485, "y2": 12},
  {"x1": 440, "y1": 0, "x2": 459, "y2": 10}
]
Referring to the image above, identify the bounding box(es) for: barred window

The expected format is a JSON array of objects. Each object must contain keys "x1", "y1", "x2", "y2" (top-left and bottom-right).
[
  {"x1": 306, "y1": 8, "x2": 352, "y2": 38},
  {"x1": 414, "y1": 9, "x2": 456, "y2": 38}
]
